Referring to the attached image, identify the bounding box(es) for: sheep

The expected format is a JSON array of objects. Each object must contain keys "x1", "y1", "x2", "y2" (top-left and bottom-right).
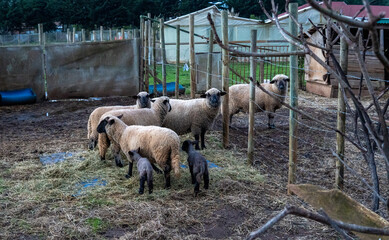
[
  {"x1": 87, "y1": 91, "x2": 154, "y2": 150},
  {"x1": 181, "y1": 140, "x2": 209, "y2": 196},
  {"x1": 162, "y1": 88, "x2": 227, "y2": 150},
  {"x1": 128, "y1": 148, "x2": 153, "y2": 194},
  {"x1": 227, "y1": 74, "x2": 289, "y2": 129},
  {"x1": 97, "y1": 96, "x2": 171, "y2": 168},
  {"x1": 97, "y1": 115, "x2": 181, "y2": 189}
]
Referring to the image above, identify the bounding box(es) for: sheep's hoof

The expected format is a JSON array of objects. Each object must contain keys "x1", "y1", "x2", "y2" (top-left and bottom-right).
[
  {"x1": 201, "y1": 146, "x2": 207, "y2": 150},
  {"x1": 149, "y1": 189, "x2": 153, "y2": 194},
  {"x1": 164, "y1": 185, "x2": 171, "y2": 189},
  {"x1": 139, "y1": 189, "x2": 144, "y2": 194},
  {"x1": 125, "y1": 174, "x2": 132, "y2": 179},
  {"x1": 268, "y1": 124, "x2": 275, "y2": 129},
  {"x1": 116, "y1": 162, "x2": 124, "y2": 168},
  {"x1": 100, "y1": 156, "x2": 105, "y2": 161}
]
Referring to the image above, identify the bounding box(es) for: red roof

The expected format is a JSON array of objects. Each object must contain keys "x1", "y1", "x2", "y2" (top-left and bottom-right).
[{"x1": 278, "y1": 2, "x2": 389, "y2": 18}]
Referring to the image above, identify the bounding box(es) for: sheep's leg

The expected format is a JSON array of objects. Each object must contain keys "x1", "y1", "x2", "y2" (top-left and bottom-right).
[
  {"x1": 204, "y1": 171, "x2": 209, "y2": 190},
  {"x1": 139, "y1": 174, "x2": 146, "y2": 194},
  {"x1": 151, "y1": 163, "x2": 163, "y2": 174},
  {"x1": 189, "y1": 165, "x2": 195, "y2": 184},
  {"x1": 98, "y1": 134, "x2": 110, "y2": 160},
  {"x1": 268, "y1": 112, "x2": 275, "y2": 129},
  {"x1": 125, "y1": 161, "x2": 133, "y2": 178},
  {"x1": 194, "y1": 176, "x2": 200, "y2": 197},
  {"x1": 164, "y1": 165, "x2": 171, "y2": 189},
  {"x1": 194, "y1": 135, "x2": 200, "y2": 150},
  {"x1": 112, "y1": 142, "x2": 123, "y2": 167},
  {"x1": 200, "y1": 128, "x2": 207, "y2": 149},
  {"x1": 147, "y1": 175, "x2": 153, "y2": 194}
]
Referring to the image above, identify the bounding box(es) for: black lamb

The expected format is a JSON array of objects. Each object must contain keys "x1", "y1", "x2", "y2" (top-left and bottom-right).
[
  {"x1": 181, "y1": 140, "x2": 209, "y2": 196},
  {"x1": 127, "y1": 148, "x2": 153, "y2": 194}
]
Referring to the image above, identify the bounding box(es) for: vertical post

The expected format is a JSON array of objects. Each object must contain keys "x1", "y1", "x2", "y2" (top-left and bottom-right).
[
  {"x1": 221, "y1": 10, "x2": 229, "y2": 149},
  {"x1": 72, "y1": 27, "x2": 76, "y2": 43},
  {"x1": 92, "y1": 30, "x2": 96, "y2": 42},
  {"x1": 160, "y1": 18, "x2": 167, "y2": 96},
  {"x1": 100, "y1": 26, "x2": 103, "y2": 41},
  {"x1": 175, "y1": 25, "x2": 180, "y2": 98},
  {"x1": 259, "y1": 58, "x2": 265, "y2": 83},
  {"x1": 144, "y1": 19, "x2": 150, "y2": 93},
  {"x1": 140, "y1": 16, "x2": 145, "y2": 91},
  {"x1": 38, "y1": 24, "x2": 43, "y2": 45},
  {"x1": 18, "y1": 34, "x2": 20, "y2": 45},
  {"x1": 379, "y1": 29, "x2": 384, "y2": 52},
  {"x1": 109, "y1": 28, "x2": 112, "y2": 41},
  {"x1": 189, "y1": 14, "x2": 196, "y2": 98},
  {"x1": 248, "y1": 29, "x2": 257, "y2": 165},
  {"x1": 121, "y1": 28, "x2": 124, "y2": 40},
  {"x1": 81, "y1": 29, "x2": 85, "y2": 42},
  {"x1": 206, "y1": 29, "x2": 214, "y2": 90},
  {"x1": 152, "y1": 22, "x2": 157, "y2": 95},
  {"x1": 336, "y1": 37, "x2": 348, "y2": 190},
  {"x1": 147, "y1": 13, "x2": 152, "y2": 65},
  {"x1": 67, "y1": 28, "x2": 70, "y2": 43},
  {"x1": 287, "y1": 1, "x2": 298, "y2": 195}
]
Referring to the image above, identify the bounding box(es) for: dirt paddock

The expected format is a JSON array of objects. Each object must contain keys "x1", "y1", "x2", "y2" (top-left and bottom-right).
[{"x1": 0, "y1": 91, "x2": 387, "y2": 239}]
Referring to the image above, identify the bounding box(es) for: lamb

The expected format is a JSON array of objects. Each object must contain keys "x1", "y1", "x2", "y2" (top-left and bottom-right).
[
  {"x1": 97, "y1": 96, "x2": 171, "y2": 167},
  {"x1": 97, "y1": 115, "x2": 181, "y2": 189},
  {"x1": 181, "y1": 140, "x2": 209, "y2": 196},
  {"x1": 128, "y1": 148, "x2": 153, "y2": 194},
  {"x1": 87, "y1": 91, "x2": 154, "y2": 150},
  {"x1": 162, "y1": 88, "x2": 227, "y2": 150},
  {"x1": 227, "y1": 74, "x2": 289, "y2": 129}
]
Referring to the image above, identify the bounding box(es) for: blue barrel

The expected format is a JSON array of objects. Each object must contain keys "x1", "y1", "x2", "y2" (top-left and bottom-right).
[
  {"x1": 149, "y1": 82, "x2": 186, "y2": 96},
  {"x1": 0, "y1": 88, "x2": 37, "y2": 106}
]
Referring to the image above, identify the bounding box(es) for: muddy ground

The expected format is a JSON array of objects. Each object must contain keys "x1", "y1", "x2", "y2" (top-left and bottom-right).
[{"x1": 0, "y1": 91, "x2": 388, "y2": 239}]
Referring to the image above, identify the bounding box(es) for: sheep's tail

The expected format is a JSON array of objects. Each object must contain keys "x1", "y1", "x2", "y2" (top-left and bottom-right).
[{"x1": 170, "y1": 146, "x2": 181, "y2": 178}]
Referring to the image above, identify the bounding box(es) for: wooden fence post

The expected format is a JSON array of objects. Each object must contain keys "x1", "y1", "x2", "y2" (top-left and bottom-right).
[
  {"x1": 206, "y1": 29, "x2": 214, "y2": 90},
  {"x1": 248, "y1": 29, "x2": 257, "y2": 165},
  {"x1": 160, "y1": 18, "x2": 167, "y2": 96},
  {"x1": 100, "y1": 26, "x2": 103, "y2": 41},
  {"x1": 221, "y1": 10, "x2": 229, "y2": 149},
  {"x1": 336, "y1": 37, "x2": 348, "y2": 190},
  {"x1": 287, "y1": 2, "x2": 298, "y2": 195},
  {"x1": 72, "y1": 27, "x2": 76, "y2": 43},
  {"x1": 92, "y1": 30, "x2": 96, "y2": 42},
  {"x1": 260, "y1": 57, "x2": 265, "y2": 83},
  {"x1": 175, "y1": 25, "x2": 180, "y2": 98},
  {"x1": 109, "y1": 28, "x2": 112, "y2": 41},
  {"x1": 144, "y1": 18, "x2": 150, "y2": 93},
  {"x1": 67, "y1": 28, "x2": 71, "y2": 43},
  {"x1": 140, "y1": 16, "x2": 145, "y2": 91},
  {"x1": 38, "y1": 24, "x2": 43, "y2": 45},
  {"x1": 81, "y1": 29, "x2": 85, "y2": 42},
  {"x1": 121, "y1": 28, "x2": 124, "y2": 40},
  {"x1": 189, "y1": 14, "x2": 196, "y2": 98},
  {"x1": 152, "y1": 21, "x2": 157, "y2": 96}
]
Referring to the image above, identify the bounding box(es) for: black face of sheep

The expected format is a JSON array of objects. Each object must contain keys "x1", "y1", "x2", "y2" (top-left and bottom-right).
[
  {"x1": 270, "y1": 74, "x2": 289, "y2": 92},
  {"x1": 132, "y1": 93, "x2": 154, "y2": 108},
  {"x1": 200, "y1": 88, "x2": 227, "y2": 108},
  {"x1": 96, "y1": 114, "x2": 123, "y2": 133}
]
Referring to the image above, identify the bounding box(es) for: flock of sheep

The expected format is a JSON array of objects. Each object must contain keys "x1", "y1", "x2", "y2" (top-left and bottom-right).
[{"x1": 87, "y1": 74, "x2": 289, "y2": 195}]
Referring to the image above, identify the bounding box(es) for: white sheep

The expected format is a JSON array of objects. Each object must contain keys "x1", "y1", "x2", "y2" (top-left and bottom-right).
[
  {"x1": 162, "y1": 88, "x2": 227, "y2": 150},
  {"x1": 227, "y1": 74, "x2": 289, "y2": 129},
  {"x1": 97, "y1": 96, "x2": 171, "y2": 167},
  {"x1": 87, "y1": 91, "x2": 154, "y2": 150},
  {"x1": 97, "y1": 115, "x2": 181, "y2": 189}
]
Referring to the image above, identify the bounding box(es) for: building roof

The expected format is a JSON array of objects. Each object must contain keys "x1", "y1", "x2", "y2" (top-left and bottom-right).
[
  {"x1": 278, "y1": 2, "x2": 389, "y2": 19},
  {"x1": 165, "y1": 5, "x2": 263, "y2": 26}
]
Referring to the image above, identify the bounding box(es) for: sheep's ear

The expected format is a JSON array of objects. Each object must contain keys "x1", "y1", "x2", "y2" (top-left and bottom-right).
[
  {"x1": 220, "y1": 91, "x2": 227, "y2": 96},
  {"x1": 117, "y1": 114, "x2": 123, "y2": 119},
  {"x1": 148, "y1": 93, "x2": 155, "y2": 98},
  {"x1": 270, "y1": 79, "x2": 277, "y2": 84},
  {"x1": 284, "y1": 78, "x2": 290, "y2": 82},
  {"x1": 192, "y1": 140, "x2": 199, "y2": 146},
  {"x1": 132, "y1": 95, "x2": 139, "y2": 99},
  {"x1": 137, "y1": 147, "x2": 141, "y2": 153},
  {"x1": 151, "y1": 99, "x2": 156, "y2": 103},
  {"x1": 128, "y1": 151, "x2": 134, "y2": 156},
  {"x1": 200, "y1": 93, "x2": 207, "y2": 98},
  {"x1": 108, "y1": 119, "x2": 115, "y2": 125}
]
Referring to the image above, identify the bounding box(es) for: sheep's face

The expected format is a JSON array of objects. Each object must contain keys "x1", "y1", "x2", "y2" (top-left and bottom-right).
[
  {"x1": 200, "y1": 88, "x2": 227, "y2": 108},
  {"x1": 133, "y1": 92, "x2": 154, "y2": 108},
  {"x1": 97, "y1": 114, "x2": 123, "y2": 133},
  {"x1": 270, "y1": 74, "x2": 289, "y2": 92},
  {"x1": 151, "y1": 96, "x2": 172, "y2": 112},
  {"x1": 181, "y1": 140, "x2": 197, "y2": 152},
  {"x1": 128, "y1": 148, "x2": 142, "y2": 162}
]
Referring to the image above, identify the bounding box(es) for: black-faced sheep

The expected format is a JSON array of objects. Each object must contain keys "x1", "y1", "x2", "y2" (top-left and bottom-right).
[
  {"x1": 182, "y1": 140, "x2": 209, "y2": 196},
  {"x1": 227, "y1": 74, "x2": 289, "y2": 129},
  {"x1": 162, "y1": 88, "x2": 226, "y2": 150},
  {"x1": 127, "y1": 148, "x2": 153, "y2": 194},
  {"x1": 97, "y1": 115, "x2": 181, "y2": 189},
  {"x1": 87, "y1": 91, "x2": 154, "y2": 150},
  {"x1": 97, "y1": 96, "x2": 171, "y2": 168}
]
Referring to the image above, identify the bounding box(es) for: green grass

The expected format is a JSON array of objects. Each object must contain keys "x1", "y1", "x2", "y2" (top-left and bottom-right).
[
  {"x1": 154, "y1": 59, "x2": 305, "y2": 95},
  {"x1": 86, "y1": 217, "x2": 108, "y2": 233}
]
